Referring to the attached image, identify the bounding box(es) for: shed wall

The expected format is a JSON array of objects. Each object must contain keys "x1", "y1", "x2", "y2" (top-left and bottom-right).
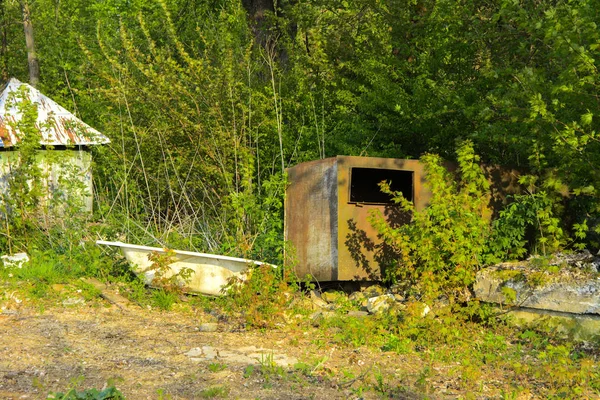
[{"x1": 0, "y1": 150, "x2": 94, "y2": 212}]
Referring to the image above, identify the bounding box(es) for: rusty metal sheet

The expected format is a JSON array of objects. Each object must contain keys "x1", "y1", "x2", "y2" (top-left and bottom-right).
[
  {"x1": 0, "y1": 78, "x2": 109, "y2": 147},
  {"x1": 285, "y1": 157, "x2": 338, "y2": 281}
]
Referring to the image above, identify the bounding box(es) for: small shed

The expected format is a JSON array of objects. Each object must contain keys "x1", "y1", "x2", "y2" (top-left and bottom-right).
[
  {"x1": 285, "y1": 156, "x2": 432, "y2": 281},
  {"x1": 0, "y1": 78, "x2": 110, "y2": 211}
]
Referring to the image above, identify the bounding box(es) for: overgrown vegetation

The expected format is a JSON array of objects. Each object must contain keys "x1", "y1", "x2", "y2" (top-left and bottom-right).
[
  {"x1": 0, "y1": 0, "x2": 599, "y2": 398},
  {"x1": 1, "y1": 0, "x2": 598, "y2": 258}
]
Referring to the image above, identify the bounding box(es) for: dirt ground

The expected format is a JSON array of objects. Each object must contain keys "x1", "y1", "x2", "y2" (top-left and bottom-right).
[{"x1": 0, "y1": 288, "x2": 433, "y2": 400}]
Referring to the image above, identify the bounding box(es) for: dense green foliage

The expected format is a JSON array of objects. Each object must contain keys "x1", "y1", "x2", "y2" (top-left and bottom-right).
[
  {"x1": 2, "y1": 5, "x2": 599, "y2": 396},
  {"x1": 0, "y1": 0, "x2": 599, "y2": 267}
]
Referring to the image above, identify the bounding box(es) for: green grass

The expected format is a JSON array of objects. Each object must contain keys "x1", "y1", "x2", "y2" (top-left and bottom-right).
[
  {"x1": 199, "y1": 385, "x2": 229, "y2": 398},
  {"x1": 151, "y1": 289, "x2": 178, "y2": 311},
  {"x1": 207, "y1": 362, "x2": 227, "y2": 372},
  {"x1": 2, "y1": 250, "x2": 599, "y2": 398}
]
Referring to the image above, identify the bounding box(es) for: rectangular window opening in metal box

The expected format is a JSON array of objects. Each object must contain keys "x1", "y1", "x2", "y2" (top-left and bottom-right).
[{"x1": 349, "y1": 167, "x2": 414, "y2": 204}]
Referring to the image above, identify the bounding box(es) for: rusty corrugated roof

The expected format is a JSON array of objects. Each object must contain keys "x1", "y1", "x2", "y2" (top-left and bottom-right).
[{"x1": 0, "y1": 78, "x2": 110, "y2": 148}]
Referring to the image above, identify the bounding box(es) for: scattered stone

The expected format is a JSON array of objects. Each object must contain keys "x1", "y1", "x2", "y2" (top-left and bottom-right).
[
  {"x1": 393, "y1": 294, "x2": 405, "y2": 302},
  {"x1": 199, "y1": 323, "x2": 219, "y2": 332},
  {"x1": 236, "y1": 346, "x2": 259, "y2": 353},
  {"x1": 320, "y1": 290, "x2": 346, "y2": 304},
  {"x1": 310, "y1": 311, "x2": 335, "y2": 326},
  {"x1": 389, "y1": 282, "x2": 410, "y2": 296},
  {"x1": 184, "y1": 345, "x2": 297, "y2": 367},
  {"x1": 419, "y1": 303, "x2": 431, "y2": 317},
  {"x1": 361, "y1": 284, "x2": 386, "y2": 298},
  {"x1": 269, "y1": 354, "x2": 298, "y2": 368},
  {"x1": 309, "y1": 290, "x2": 330, "y2": 309},
  {"x1": 349, "y1": 291, "x2": 367, "y2": 306},
  {"x1": 347, "y1": 310, "x2": 369, "y2": 318},
  {"x1": 184, "y1": 347, "x2": 203, "y2": 357},
  {"x1": 282, "y1": 311, "x2": 302, "y2": 324},
  {"x1": 62, "y1": 297, "x2": 85, "y2": 307},
  {"x1": 1, "y1": 252, "x2": 29, "y2": 268},
  {"x1": 51, "y1": 284, "x2": 66, "y2": 292},
  {"x1": 366, "y1": 294, "x2": 395, "y2": 314}
]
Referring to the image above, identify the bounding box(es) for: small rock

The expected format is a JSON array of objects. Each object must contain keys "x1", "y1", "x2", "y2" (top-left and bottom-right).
[
  {"x1": 1, "y1": 252, "x2": 29, "y2": 268},
  {"x1": 321, "y1": 290, "x2": 346, "y2": 304},
  {"x1": 62, "y1": 297, "x2": 85, "y2": 306},
  {"x1": 434, "y1": 296, "x2": 450, "y2": 309},
  {"x1": 347, "y1": 310, "x2": 369, "y2": 318},
  {"x1": 389, "y1": 282, "x2": 409, "y2": 296},
  {"x1": 202, "y1": 346, "x2": 218, "y2": 360},
  {"x1": 309, "y1": 290, "x2": 330, "y2": 309},
  {"x1": 349, "y1": 291, "x2": 367, "y2": 305},
  {"x1": 236, "y1": 346, "x2": 259, "y2": 353},
  {"x1": 184, "y1": 347, "x2": 203, "y2": 357},
  {"x1": 199, "y1": 323, "x2": 218, "y2": 332},
  {"x1": 366, "y1": 294, "x2": 395, "y2": 314},
  {"x1": 310, "y1": 311, "x2": 335, "y2": 326},
  {"x1": 362, "y1": 284, "x2": 386, "y2": 298},
  {"x1": 51, "y1": 284, "x2": 65, "y2": 292},
  {"x1": 271, "y1": 354, "x2": 298, "y2": 367},
  {"x1": 283, "y1": 311, "x2": 300, "y2": 324},
  {"x1": 394, "y1": 294, "x2": 405, "y2": 302}
]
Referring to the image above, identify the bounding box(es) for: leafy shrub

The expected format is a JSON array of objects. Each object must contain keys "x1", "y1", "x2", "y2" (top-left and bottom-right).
[
  {"x1": 369, "y1": 141, "x2": 492, "y2": 302},
  {"x1": 487, "y1": 177, "x2": 567, "y2": 260},
  {"x1": 221, "y1": 263, "x2": 297, "y2": 328},
  {"x1": 145, "y1": 250, "x2": 192, "y2": 294}
]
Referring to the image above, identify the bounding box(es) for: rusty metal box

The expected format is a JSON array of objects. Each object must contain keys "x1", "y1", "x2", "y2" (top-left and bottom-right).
[{"x1": 285, "y1": 156, "x2": 431, "y2": 282}]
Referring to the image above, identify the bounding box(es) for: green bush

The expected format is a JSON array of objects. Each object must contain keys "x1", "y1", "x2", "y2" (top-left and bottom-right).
[
  {"x1": 221, "y1": 263, "x2": 298, "y2": 328},
  {"x1": 369, "y1": 141, "x2": 492, "y2": 302}
]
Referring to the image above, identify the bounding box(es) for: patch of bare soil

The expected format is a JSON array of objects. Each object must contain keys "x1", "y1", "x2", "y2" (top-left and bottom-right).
[{"x1": 0, "y1": 293, "x2": 427, "y2": 400}]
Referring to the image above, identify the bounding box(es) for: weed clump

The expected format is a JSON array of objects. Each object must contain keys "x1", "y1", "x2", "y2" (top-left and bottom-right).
[{"x1": 220, "y1": 263, "x2": 298, "y2": 328}]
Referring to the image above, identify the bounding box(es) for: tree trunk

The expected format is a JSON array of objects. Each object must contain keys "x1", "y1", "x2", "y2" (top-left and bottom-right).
[
  {"x1": 241, "y1": 0, "x2": 275, "y2": 47},
  {"x1": 20, "y1": 0, "x2": 39, "y2": 87},
  {"x1": 0, "y1": 0, "x2": 8, "y2": 82}
]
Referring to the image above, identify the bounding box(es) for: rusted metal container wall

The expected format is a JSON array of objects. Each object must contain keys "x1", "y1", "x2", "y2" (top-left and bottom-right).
[
  {"x1": 285, "y1": 158, "x2": 339, "y2": 280},
  {"x1": 286, "y1": 156, "x2": 432, "y2": 282},
  {"x1": 336, "y1": 156, "x2": 430, "y2": 280}
]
